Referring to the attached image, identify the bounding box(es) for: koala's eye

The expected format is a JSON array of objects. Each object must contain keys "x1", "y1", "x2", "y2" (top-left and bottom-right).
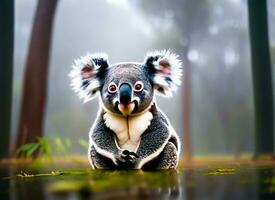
[
  {"x1": 134, "y1": 81, "x2": 144, "y2": 92},
  {"x1": 108, "y1": 82, "x2": 117, "y2": 93}
]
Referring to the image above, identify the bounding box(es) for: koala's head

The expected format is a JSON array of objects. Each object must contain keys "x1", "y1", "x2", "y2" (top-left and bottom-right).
[{"x1": 69, "y1": 50, "x2": 182, "y2": 116}]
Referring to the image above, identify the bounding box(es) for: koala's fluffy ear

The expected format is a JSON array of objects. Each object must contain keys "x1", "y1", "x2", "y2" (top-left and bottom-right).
[
  {"x1": 69, "y1": 53, "x2": 109, "y2": 102},
  {"x1": 144, "y1": 50, "x2": 183, "y2": 97}
]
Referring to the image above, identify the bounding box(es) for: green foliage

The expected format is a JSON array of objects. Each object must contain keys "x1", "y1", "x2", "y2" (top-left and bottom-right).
[
  {"x1": 37, "y1": 137, "x2": 52, "y2": 156},
  {"x1": 16, "y1": 136, "x2": 89, "y2": 158},
  {"x1": 54, "y1": 137, "x2": 71, "y2": 155},
  {"x1": 16, "y1": 143, "x2": 40, "y2": 158},
  {"x1": 16, "y1": 137, "x2": 52, "y2": 158},
  {"x1": 78, "y1": 139, "x2": 89, "y2": 149}
]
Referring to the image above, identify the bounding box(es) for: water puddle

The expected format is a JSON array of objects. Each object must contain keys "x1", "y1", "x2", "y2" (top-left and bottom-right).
[{"x1": 1, "y1": 165, "x2": 275, "y2": 199}]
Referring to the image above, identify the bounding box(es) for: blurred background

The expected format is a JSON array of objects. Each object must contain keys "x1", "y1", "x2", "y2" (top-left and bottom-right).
[
  {"x1": 1, "y1": 1, "x2": 275, "y2": 199},
  {"x1": 4, "y1": 0, "x2": 275, "y2": 157}
]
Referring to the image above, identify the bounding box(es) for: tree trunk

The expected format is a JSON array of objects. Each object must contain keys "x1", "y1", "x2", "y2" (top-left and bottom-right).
[
  {"x1": 248, "y1": 0, "x2": 274, "y2": 156},
  {"x1": 15, "y1": 0, "x2": 58, "y2": 151},
  {"x1": 0, "y1": 0, "x2": 14, "y2": 158}
]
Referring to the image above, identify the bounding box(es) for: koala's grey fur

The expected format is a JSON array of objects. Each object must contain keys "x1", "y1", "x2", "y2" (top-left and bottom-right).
[{"x1": 69, "y1": 50, "x2": 182, "y2": 169}]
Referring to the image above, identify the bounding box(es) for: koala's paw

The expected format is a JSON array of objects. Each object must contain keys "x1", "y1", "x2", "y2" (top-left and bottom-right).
[{"x1": 117, "y1": 150, "x2": 139, "y2": 169}]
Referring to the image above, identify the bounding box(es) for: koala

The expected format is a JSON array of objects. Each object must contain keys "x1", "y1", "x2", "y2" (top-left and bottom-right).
[{"x1": 69, "y1": 50, "x2": 182, "y2": 169}]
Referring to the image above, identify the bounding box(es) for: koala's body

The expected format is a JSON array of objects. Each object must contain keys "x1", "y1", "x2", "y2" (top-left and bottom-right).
[{"x1": 70, "y1": 50, "x2": 182, "y2": 169}]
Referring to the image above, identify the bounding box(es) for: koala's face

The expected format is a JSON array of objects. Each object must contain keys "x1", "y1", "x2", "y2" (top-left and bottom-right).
[
  {"x1": 70, "y1": 50, "x2": 182, "y2": 116},
  {"x1": 100, "y1": 63, "x2": 154, "y2": 116}
]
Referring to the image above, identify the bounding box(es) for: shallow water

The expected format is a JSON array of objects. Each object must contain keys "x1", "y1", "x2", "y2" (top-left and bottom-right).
[{"x1": 1, "y1": 165, "x2": 275, "y2": 200}]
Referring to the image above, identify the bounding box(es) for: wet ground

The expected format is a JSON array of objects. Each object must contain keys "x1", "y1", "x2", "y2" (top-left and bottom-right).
[{"x1": 1, "y1": 163, "x2": 275, "y2": 200}]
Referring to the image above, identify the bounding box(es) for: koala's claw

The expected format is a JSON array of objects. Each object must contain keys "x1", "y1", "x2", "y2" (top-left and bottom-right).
[
  {"x1": 122, "y1": 150, "x2": 139, "y2": 158},
  {"x1": 117, "y1": 150, "x2": 139, "y2": 169}
]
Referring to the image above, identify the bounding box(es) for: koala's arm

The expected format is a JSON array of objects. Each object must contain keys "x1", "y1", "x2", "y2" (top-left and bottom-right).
[
  {"x1": 90, "y1": 111, "x2": 121, "y2": 166},
  {"x1": 90, "y1": 111, "x2": 138, "y2": 169},
  {"x1": 135, "y1": 105, "x2": 174, "y2": 169}
]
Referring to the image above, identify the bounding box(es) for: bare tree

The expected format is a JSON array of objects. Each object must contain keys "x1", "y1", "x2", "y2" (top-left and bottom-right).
[
  {"x1": 0, "y1": 0, "x2": 14, "y2": 157},
  {"x1": 15, "y1": 0, "x2": 58, "y2": 151},
  {"x1": 248, "y1": 0, "x2": 274, "y2": 157}
]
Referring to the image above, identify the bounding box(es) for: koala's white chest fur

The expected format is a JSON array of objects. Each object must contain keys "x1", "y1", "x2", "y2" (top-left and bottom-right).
[{"x1": 103, "y1": 111, "x2": 153, "y2": 152}]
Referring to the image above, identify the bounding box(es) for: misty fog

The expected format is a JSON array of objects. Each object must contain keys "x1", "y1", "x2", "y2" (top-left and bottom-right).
[{"x1": 12, "y1": 0, "x2": 275, "y2": 155}]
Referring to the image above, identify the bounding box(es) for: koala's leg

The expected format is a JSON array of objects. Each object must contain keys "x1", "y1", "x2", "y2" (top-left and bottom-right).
[
  {"x1": 89, "y1": 145, "x2": 116, "y2": 169},
  {"x1": 142, "y1": 142, "x2": 178, "y2": 170}
]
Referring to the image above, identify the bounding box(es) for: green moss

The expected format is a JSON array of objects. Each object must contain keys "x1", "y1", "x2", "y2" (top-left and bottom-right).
[
  {"x1": 206, "y1": 168, "x2": 236, "y2": 175},
  {"x1": 17, "y1": 170, "x2": 63, "y2": 178},
  {"x1": 16, "y1": 169, "x2": 180, "y2": 194}
]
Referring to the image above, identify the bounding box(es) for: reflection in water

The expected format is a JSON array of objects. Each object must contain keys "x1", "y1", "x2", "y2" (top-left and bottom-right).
[
  {"x1": 1, "y1": 166, "x2": 275, "y2": 200},
  {"x1": 42, "y1": 170, "x2": 181, "y2": 200},
  {"x1": 0, "y1": 167, "x2": 10, "y2": 200},
  {"x1": 188, "y1": 168, "x2": 258, "y2": 200},
  {"x1": 257, "y1": 168, "x2": 275, "y2": 200},
  {"x1": 183, "y1": 169, "x2": 194, "y2": 200},
  {"x1": 13, "y1": 178, "x2": 45, "y2": 200},
  {"x1": 10, "y1": 168, "x2": 45, "y2": 200}
]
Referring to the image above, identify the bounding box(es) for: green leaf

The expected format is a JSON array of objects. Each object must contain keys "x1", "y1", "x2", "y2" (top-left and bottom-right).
[
  {"x1": 25, "y1": 143, "x2": 40, "y2": 157},
  {"x1": 37, "y1": 137, "x2": 52, "y2": 155},
  {"x1": 16, "y1": 143, "x2": 40, "y2": 157},
  {"x1": 78, "y1": 139, "x2": 89, "y2": 149},
  {"x1": 64, "y1": 138, "x2": 71, "y2": 148},
  {"x1": 55, "y1": 137, "x2": 67, "y2": 155}
]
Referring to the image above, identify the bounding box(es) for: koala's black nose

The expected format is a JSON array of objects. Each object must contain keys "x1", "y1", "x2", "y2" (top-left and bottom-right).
[{"x1": 119, "y1": 83, "x2": 132, "y2": 105}]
